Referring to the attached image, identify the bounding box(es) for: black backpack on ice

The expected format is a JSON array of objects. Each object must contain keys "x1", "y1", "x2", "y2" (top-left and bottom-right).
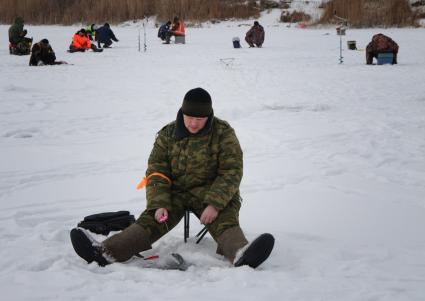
[{"x1": 77, "y1": 211, "x2": 135, "y2": 235}]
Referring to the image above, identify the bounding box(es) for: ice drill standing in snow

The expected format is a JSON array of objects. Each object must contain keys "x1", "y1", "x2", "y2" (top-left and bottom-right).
[{"x1": 71, "y1": 87, "x2": 274, "y2": 268}]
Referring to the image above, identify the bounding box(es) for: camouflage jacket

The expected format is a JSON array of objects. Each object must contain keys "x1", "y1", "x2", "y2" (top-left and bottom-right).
[
  {"x1": 145, "y1": 110, "x2": 243, "y2": 212},
  {"x1": 8, "y1": 17, "x2": 25, "y2": 44}
]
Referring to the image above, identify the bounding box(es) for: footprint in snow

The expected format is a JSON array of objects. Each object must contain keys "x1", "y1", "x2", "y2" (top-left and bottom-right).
[{"x1": 3, "y1": 128, "x2": 41, "y2": 138}]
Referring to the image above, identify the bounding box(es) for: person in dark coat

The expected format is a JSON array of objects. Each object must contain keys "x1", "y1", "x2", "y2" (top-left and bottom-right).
[
  {"x1": 95, "y1": 23, "x2": 119, "y2": 48},
  {"x1": 245, "y1": 21, "x2": 265, "y2": 48},
  {"x1": 29, "y1": 39, "x2": 66, "y2": 66},
  {"x1": 8, "y1": 17, "x2": 33, "y2": 55},
  {"x1": 366, "y1": 33, "x2": 399, "y2": 65},
  {"x1": 158, "y1": 21, "x2": 171, "y2": 41}
]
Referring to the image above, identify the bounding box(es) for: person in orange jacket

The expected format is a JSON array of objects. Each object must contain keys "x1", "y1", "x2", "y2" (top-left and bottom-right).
[
  {"x1": 69, "y1": 29, "x2": 102, "y2": 53},
  {"x1": 165, "y1": 16, "x2": 185, "y2": 44}
]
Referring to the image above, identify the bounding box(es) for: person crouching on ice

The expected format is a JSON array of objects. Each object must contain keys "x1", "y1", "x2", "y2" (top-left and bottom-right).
[
  {"x1": 69, "y1": 29, "x2": 102, "y2": 53},
  {"x1": 95, "y1": 23, "x2": 119, "y2": 49},
  {"x1": 158, "y1": 20, "x2": 171, "y2": 41},
  {"x1": 165, "y1": 16, "x2": 185, "y2": 44},
  {"x1": 366, "y1": 33, "x2": 399, "y2": 65},
  {"x1": 29, "y1": 39, "x2": 67, "y2": 66},
  {"x1": 245, "y1": 21, "x2": 265, "y2": 48},
  {"x1": 71, "y1": 87, "x2": 275, "y2": 269}
]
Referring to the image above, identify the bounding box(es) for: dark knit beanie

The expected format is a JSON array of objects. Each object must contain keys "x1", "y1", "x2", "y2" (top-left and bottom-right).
[{"x1": 181, "y1": 88, "x2": 213, "y2": 117}]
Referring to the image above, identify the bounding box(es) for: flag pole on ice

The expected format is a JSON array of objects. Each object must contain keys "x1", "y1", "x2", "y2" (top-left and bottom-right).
[
  {"x1": 138, "y1": 24, "x2": 141, "y2": 52},
  {"x1": 143, "y1": 16, "x2": 148, "y2": 52},
  {"x1": 334, "y1": 11, "x2": 348, "y2": 64}
]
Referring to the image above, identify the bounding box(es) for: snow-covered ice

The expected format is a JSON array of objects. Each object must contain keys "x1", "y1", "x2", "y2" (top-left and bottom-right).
[{"x1": 1, "y1": 11, "x2": 425, "y2": 301}]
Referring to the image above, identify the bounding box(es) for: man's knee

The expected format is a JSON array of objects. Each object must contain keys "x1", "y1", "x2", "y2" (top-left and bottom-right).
[
  {"x1": 207, "y1": 200, "x2": 242, "y2": 239},
  {"x1": 136, "y1": 210, "x2": 161, "y2": 240},
  {"x1": 136, "y1": 208, "x2": 184, "y2": 243}
]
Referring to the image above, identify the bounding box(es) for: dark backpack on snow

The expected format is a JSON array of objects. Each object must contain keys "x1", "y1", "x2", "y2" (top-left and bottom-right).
[{"x1": 77, "y1": 211, "x2": 135, "y2": 235}]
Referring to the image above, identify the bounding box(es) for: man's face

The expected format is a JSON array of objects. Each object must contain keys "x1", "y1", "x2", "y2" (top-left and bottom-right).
[{"x1": 183, "y1": 114, "x2": 208, "y2": 134}]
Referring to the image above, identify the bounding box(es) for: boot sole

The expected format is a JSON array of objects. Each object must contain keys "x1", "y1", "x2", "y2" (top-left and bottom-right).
[
  {"x1": 234, "y1": 233, "x2": 275, "y2": 269},
  {"x1": 70, "y1": 228, "x2": 108, "y2": 266}
]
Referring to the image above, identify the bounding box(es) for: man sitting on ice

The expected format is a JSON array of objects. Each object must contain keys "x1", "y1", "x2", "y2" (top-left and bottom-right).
[
  {"x1": 70, "y1": 88, "x2": 275, "y2": 270},
  {"x1": 69, "y1": 29, "x2": 103, "y2": 53},
  {"x1": 8, "y1": 17, "x2": 33, "y2": 55},
  {"x1": 29, "y1": 39, "x2": 67, "y2": 66}
]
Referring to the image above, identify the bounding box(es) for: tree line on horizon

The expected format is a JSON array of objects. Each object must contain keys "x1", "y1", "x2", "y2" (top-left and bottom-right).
[
  {"x1": 0, "y1": 0, "x2": 419, "y2": 27},
  {"x1": 320, "y1": 0, "x2": 417, "y2": 27},
  {"x1": 0, "y1": 0, "x2": 260, "y2": 25}
]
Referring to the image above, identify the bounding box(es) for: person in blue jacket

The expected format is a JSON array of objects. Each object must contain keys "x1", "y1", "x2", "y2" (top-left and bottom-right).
[
  {"x1": 158, "y1": 21, "x2": 171, "y2": 41},
  {"x1": 95, "y1": 23, "x2": 119, "y2": 48}
]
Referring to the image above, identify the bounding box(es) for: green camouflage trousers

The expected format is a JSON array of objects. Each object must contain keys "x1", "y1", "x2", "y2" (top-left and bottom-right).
[{"x1": 136, "y1": 191, "x2": 242, "y2": 244}]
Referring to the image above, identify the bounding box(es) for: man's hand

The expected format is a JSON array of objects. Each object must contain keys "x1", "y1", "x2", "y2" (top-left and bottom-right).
[
  {"x1": 155, "y1": 208, "x2": 168, "y2": 223},
  {"x1": 200, "y1": 205, "x2": 218, "y2": 225}
]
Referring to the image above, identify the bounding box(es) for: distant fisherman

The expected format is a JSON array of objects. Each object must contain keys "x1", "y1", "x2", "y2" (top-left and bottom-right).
[
  {"x1": 158, "y1": 20, "x2": 171, "y2": 41},
  {"x1": 8, "y1": 16, "x2": 33, "y2": 55},
  {"x1": 29, "y1": 39, "x2": 67, "y2": 66},
  {"x1": 95, "y1": 23, "x2": 119, "y2": 49},
  {"x1": 165, "y1": 16, "x2": 185, "y2": 44},
  {"x1": 245, "y1": 21, "x2": 265, "y2": 48},
  {"x1": 366, "y1": 33, "x2": 399, "y2": 65},
  {"x1": 69, "y1": 29, "x2": 103, "y2": 53},
  {"x1": 85, "y1": 23, "x2": 97, "y2": 41}
]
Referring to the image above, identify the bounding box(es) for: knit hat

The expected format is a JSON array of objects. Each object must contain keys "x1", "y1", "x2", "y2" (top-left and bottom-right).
[{"x1": 181, "y1": 88, "x2": 213, "y2": 117}]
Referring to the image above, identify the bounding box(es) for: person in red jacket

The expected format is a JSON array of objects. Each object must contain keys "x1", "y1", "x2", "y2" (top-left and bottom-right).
[
  {"x1": 165, "y1": 16, "x2": 185, "y2": 44},
  {"x1": 69, "y1": 29, "x2": 102, "y2": 53}
]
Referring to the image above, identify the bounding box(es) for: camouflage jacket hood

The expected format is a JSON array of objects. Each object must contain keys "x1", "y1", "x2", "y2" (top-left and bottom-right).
[
  {"x1": 14, "y1": 17, "x2": 24, "y2": 25},
  {"x1": 145, "y1": 113, "x2": 243, "y2": 212},
  {"x1": 8, "y1": 17, "x2": 25, "y2": 44}
]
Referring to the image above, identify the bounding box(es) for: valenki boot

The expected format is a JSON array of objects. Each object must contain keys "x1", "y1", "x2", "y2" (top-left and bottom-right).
[
  {"x1": 102, "y1": 223, "x2": 152, "y2": 262},
  {"x1": 71, "y1": 223, "x2": 152, "y2": 266},
  {"x1": 70, "y1": 228, "x2": 111, "y2": 266},
  {"x1": 217, "y1": 226, "x2": 275, "y2": 268},
  {"x1": 234, "y1": 233, "x2": 275, "y2": 268}
]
